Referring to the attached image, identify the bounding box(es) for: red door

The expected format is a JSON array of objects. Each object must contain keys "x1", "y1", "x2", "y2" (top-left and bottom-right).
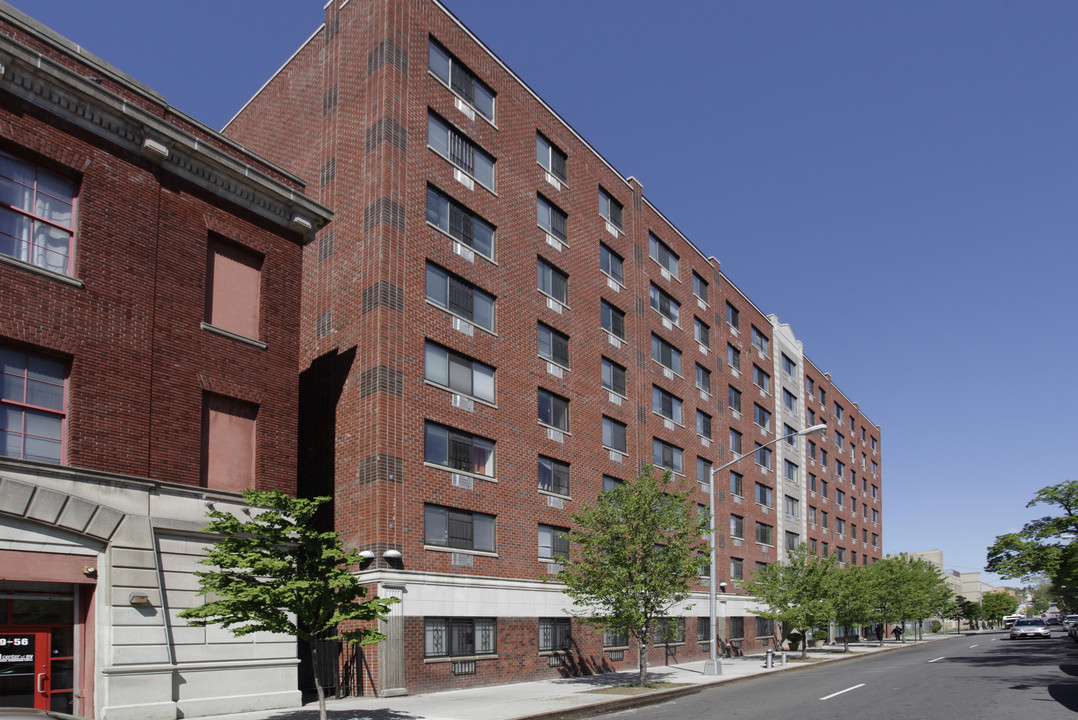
[{"x1": 0, "y1": 631, "x2": 49, "y2": 709}]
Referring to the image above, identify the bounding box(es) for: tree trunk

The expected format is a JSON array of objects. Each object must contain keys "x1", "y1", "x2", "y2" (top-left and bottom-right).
[
  {"x1": 638, "y1": 637, "x2": 649, "y2": 686},
  {"x1": 310, "y1": 641, "x2": 327, "y2": 720}
]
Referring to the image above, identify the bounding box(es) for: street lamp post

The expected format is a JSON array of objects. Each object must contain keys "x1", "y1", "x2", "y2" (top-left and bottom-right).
[{"x1": 702, "y1": 422, "x2": 827, "y2": 675}]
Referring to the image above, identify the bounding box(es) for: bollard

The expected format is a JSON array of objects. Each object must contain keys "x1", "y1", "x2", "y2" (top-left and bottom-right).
[
  {"x1": 781, "y1": 651, "x2": 787, "y2": 667},
  {"x1": 765, "y1": 649, "x2": 773, "y2": 668}
]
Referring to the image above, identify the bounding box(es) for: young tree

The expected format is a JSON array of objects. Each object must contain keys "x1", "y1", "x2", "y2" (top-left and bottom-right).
[
  {"x1": 981, "y1": 592, "x2": 1020, "y2": 628},
  {"x1": 179, "y1": 490, "x2": 398, "y2": 720},
  {"x1": 745, "y1": 545, "x2": 836, "y2": 658},
  {"x1": 558, "y1": 465, "x2": 709, "y2": 685},
  {"x1": 830, "y1": 564, "x2": 876, "y2": 651}
]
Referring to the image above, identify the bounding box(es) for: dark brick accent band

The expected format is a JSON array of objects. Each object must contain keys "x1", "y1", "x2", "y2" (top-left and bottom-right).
[
  {"x1": 368, "y1": 39, "x2": 408, "y2": 75},
  {"x1": 362, "y1": 281, "x2": 404, "y2": 314},
  {"x1": 364, "y1": 197, "x2": 405, "y2": 231},
  {"x1": 366, "y1": 117, "x2": 407, "y2": 152},
  {"x1": 356, "y1": 453, "x2": 403, "y2": 484},
  {"x1": 359, "y1": 365, "x2": 402, "y2": 397}
]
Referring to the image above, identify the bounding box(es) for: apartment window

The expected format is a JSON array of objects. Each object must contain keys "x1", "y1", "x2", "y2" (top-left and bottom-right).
[
  {"x1": 784, "y1": 460, "x2": 798, "y2": 484},
  {"x1": 752, "y1": 365, "x2": 771, "y2": 394},
  {"x1": 601, "y1": 357, "x2": 626, "y2": 396},
  {"x1": 599, "y1": 243, "x2": 624, "y2": 284},
  {"x1": 694, "y1": 317, "x2": 710, "y2": 348},
  {"x1": 603, "y1": 627, "x2": 629, "y2": 648},
  {"x1": 427, "y1": 113, "x2": 495, "y2": 190},
  {"x1": 537, "y1": 258, "x2": 569, "y2": 305},
  {"x1": 872, "y1": 508, "x2": 879, "y2": 523},
  {"x1": 834, "y1": 402, "x2": 844, "y2": 420},
  {"x1": 849, "y1": 415, "x2": 855, "y2": 431},
  {"x1": 0, "y1": 347, "x2": 67, "y2": 464},
  {"x1": 650, "y1": 283, "x2": 680, "y2": 324},
  {"x1": 785, "y1": 531, "x2": 800, "y2": 551},
  {"x1": 725, "y1": 302, "x2": 739, "y2": 330},
  {"x1": 871, "y1": 436, "x2": 878, "y2": 451},
  {"x1": 783, "y1": 423, "x2": 797, "y2": 446},
  {"x1": 730, "y1": 514, "x2": 744, "y2": 539},
  {"x1": 695, "y1": 364, "x2": 711, "y2": 395},
  {"x1": 425, "y1": 617, "x2": 497, "y2": 658},
  {"x1": 599, "y1": 188, "x2": 623, "y2": 230},
  {"x1": 730, "y1": 471, "x2": 744, "y2": 497},
  {"x1": 872, "y1": 460, "x2": 879, "y2": 475},
  {"x1": 806, "y1": 377, "x2": 815, "y2": 394},
  {"x1": 820, "y1": 480, "x2": 828, "y2": 499},
  {"x1": 784, "y1": 495, "x2": 799, "y2": 518},
  {"x1": 603, "y1": 475, "x2": 624, "y2": 492},
  {"x1": 755, "y1": 443, "x2": 773, "y2": 470},
  {"x1": 697, "y1": 616, "x2": 711, "y2": 642},
  {"x1": 697, "y1": 457, "x2": 712, "y2": 486},
  {"x1": 652, "y1": 438, "x2": 684, "y2": 474},
  {"x1": 428, "y1": 39, "x2": 494, "y2": 120},
  {"x1": 851, "y1": 495, "x2": 858, "y2": 512},
  {"x1": 872, "y1": 533, "x2": 879, "y2": 547},
  {"x1": 538, "y1": 389, "x2": 569, "y2": 432},
  {"x1": 652, "y1": 385, "x2": 683, "y2": 424},
  {"x1": 808, "y1": 441, "x2": 817, "y2": 460},
  {"x1": 696, "y1": 410, "x2": 712, "y2": 440},
  {"x1": 836, "y1": 547, "x2": 846, "y2": 563},
  {"x1": 809, "y1": 506, "x2": 817, "y2": 525},
  {"x1": 536, "y1": 195, "x2": 568, "y2": 243},
  {"x1": 538, "y1": 323, "x2": 570, "y2": 368},
  {"x1": 538, "y1": 524, "x2": 569, "y2": 560},
  {"x1": 424, "y1": 504, "x2": 496, "y2": 552},
  {"x1": 602, "y1": 416, "x2": 627, "y2": 453},
  {"x1": 836, "y1": 489, "x2": 846, "y2": 506},
  {"x1": 538, "y1": 456, "x2": 570, "y2": 496},
  {"x1": 727, "y1": 344, "x2": 741, "y2": 372},
  {"x1": 753, "y1": 404, "x2": 772, "y2": 432},
  {"x1": 818, "y1": 388, "x2": 826, "y2": 405},
  {"x1": 201, "y1": 393, "x2": 258, "y2": 492},
  {"x1": 654, "y1": 617, "x2": 685, "y2": 644},
  {"x1": 861, "y1": 427, "x2": 867, "y2": 443},
  {"x1": 651, "y1": 334, "x2": 682, "y2": 375},
  {"x1": 648, "y1": 233, "x2": 679, "y2": 277},
  {"x1": 750, "y1": 326, "x2": 769, "y2": 355},
  {"x1": 820, "y1": 449, "x2": 828, "y2": 465},
  {"x1": 424, "y1": 341, "x2": 495, "y2": 403},
  {"x1": 871, "y1": 484, "x2": 878, "y2": 499},
  {"x1": 822, "y1": 542, "x2": 829, "y2": 556},
  {"x1": 836, "y1": 518, "x2": 846, "y2": 536},
  {"x1": 0, "y1": 150, "x2": 75, "y2": 275},
  {"x1": 601, "y1": 300, "x2": 626, "y2": 340},
  {"x1": 730, "y1": 557, "x2": 744, "y2": 580},
  {"x1": 807, "y1": 408, "x2": 816, "y2": 425},
  {"x1": 810, "y1": 539, "x2": 818, "y2": 553},
  {"x1": 536, "y1": 133, "x2": 567, "y2": 183},
  {"x1": 782, "y1": 389, "x2": 797, "y2": 412},
  {"x1": 729, "y1": 429, "x2": 743, "y2": 455},
  {"x1": 755, "y1": 482, "x2": 773, "y2": 508},
  {"x1": 539, "y1": 618, "x2": 571, "y2": 652},
  {"x1": 728, "y1": 386, "x2": 742, "y2": 413},
  {"x1": 781, "y1": 354, "x2": 796, "y2": 376},
  {"x1": 426, "y1": 185, "x2": 495, "y2": 259},
  {"x1": 836, "y1": 460, "x2": 845, "y2": 476},
  {"x1": 692, "y1": 272, "x2": 709, "y2": 304},
  {"x1": 821, "y1": 511, "x2": 829, "y2": 529},
  {"x1": 424, "y1": 421, "x2": 494, "y2": 477},
  {"x1": 426, "y1": 263, "x2": 495, "y2": 331},
  {"x1": 809, "y1": 473, "x2": 817, "y2": 492},
  {"x1": 755, "y1": 522, "x2": 774, "y2": 546},
  {"x1": 756, "y1": 617, "x2": 774, "y2": 638}
]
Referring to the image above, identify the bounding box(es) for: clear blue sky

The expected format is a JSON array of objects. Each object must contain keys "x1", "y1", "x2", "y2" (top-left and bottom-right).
[{"x1": 12, "y1": 0, "x2": 1078, "y2": 585}]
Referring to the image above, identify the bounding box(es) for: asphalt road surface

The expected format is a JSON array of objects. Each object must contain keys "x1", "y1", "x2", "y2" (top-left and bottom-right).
[{"x1": 598, "y1": 630, "x2": 1078, "y2": 720}]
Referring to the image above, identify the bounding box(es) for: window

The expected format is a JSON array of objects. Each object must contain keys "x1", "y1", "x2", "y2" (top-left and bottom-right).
[
  {"x1": 809, "y1": 473, "x2": 817, "y2": 492},
  {"x1": 425, "y1": 617, "x2": 497, "y2": 658},
  {"x1": 697, "y1": 457, "x2": 712, "y2": 486},
  {"x1": 538, "y1": 456, "x2": 570, "y2": 496},
  {"x1": 755, "y1": 443, "x2": 773, "y2": 470},
  {"x1": 424, "y1": 504, "x2": 496, "y2": 552},
  {"x1": 810, "y1": 539, "x2": 818, "y2": 553},
  {"x1": 820, "y1": 449, "x2": 828, "y2": 465},
  {"x1": 428, "y1": 39, "x2": 495, "y2": 120},
  {"x1": 599, "y1": 243, "x2": 624, "y2": 284},
  {"x1": 536, "y1": 195, "x2": 568, "y2": 243},
  {"x1": 538, "y1": 524, "x2": 569, "y2": 560},
  {"x1": 427, "y1": 113, "x2": 495, "y2": 190},
  {"x1": 695, "y1": 364, "x2": 711, "y2": 395},
  {"x1": 536, "y1": 133, "x2": 567, "y2": 183},
  {"x1": 603, "y1": 627, "x2": 628, "y2": 648},
  {"x1": 871, "y1": 436, "x2": 878, "y2": 451},
  {"x1": 806, "y1": 377, "x2": 815, "y2": 394},
  {"x1": 835, "y1": 432, "x2": 845, "y2": 451},
  {"x1": 820, "y1": 480, "x2": 829, "y2": 499},
  {"x1": 601, "y1": 357, "x2": 627, "y2": 396},
  {"x1": 808, "y1": 441, "x2": 817, "y2": 460},
  {"x1": 755, "y1": 522, "x2": 774, "y2": 546},
  {"x1": 752, "y1": 365, "x2": 771, "y2": 394},
  {"x1": 785, "y1": 531, "x2": 800, "y2": 551},
  {"x1": 0, "y1": 150, "x2": 75, "y2": 275},
  {"x1": 538, "y1": 388, "x2": 569, "y2": 431},
  {"x1": 694, "y1": 317, "x2": 710, "y2": 348},
  {"x1": 836, "y1": 547, "x2": 846, "y2": 563},
  {"x1": 809, "y1": 506, "x2": 817, "y2": 524},
  {"x1": 652, "y1": 385, "x2": 683, "y2": 424},
  {"x1": 807, "y1": 408, "x2": 816, "y2": 425},
  {"x1": 750, "y1": 326, "x2": 769, "y2": 355},
  {"x1": 872, "y1": 508, "x2": 879, "y2": 523},
  {"x1": 755, "y1": 482, "x2": 773, "y2": 508},
  {"x1": 426, "y1": 185, "x2": 495, "y2": 259},
  {"x1": 538, "y1": 323, "x2": 570, "y2": 368},
  {"x1": 784, "y1": 460, "x2": 798, "y2": 483},
  {"x1": 425, "y1": 341, "x2": 495, "y2": 403},
  {"x1": 725, "y1": 302, "x2": 740, "y2": 330},
  {"x1": 784, "y1": 495, "x2": 799, "y2": 517},
  {"x1": 206, "y1": 237, "x2": 263, "y2": 341},
  {"x1": 727, "y1": 344, "x2": 741, "y2": 372},
  {"x1": 753, "y1": 404, "x2": 772, "y2": 432},
  {"x1": 539, "y1": 618, "x2": 571, "y2": 652},
  {"x1": 650, "y1": 283, "x2": 680, "y2": 324},
  {"x1": 836, "y1": 518, "x2": 846, "y2": 536},
  {"x1": 836, "y1": 489, "x2": 845, "y2": 506},
  {"x1": 601, "y1": 300, "x2": 626, "y2": 340},
  {"x1": 821, "y1": 511, "x2": 829, "y2": 529},
  {"x1": 730, "y1": 557, "x2": 744, "y2": 580},
  {"x1": 729, "y1": 513, "x2": 745, "y2": 539},
  {"x1": 648, "y1": 233, "x2": 679, "y2": 277},
  {"x1": 537, "y1": 258, "x2": 569, "y2": 305},
  {"x1": 728, "y1": 386, "x2": 742, "y2": 413},
  {"x1": 730, "y1": 471, "x2": 744, "y2": 497},
  {"x1": 651, "y1": 334, "x2": 682, "y2": 374},
  {"x1": 426, "y1": 263, "x2": 495, "y2": 331},
  {"x1": 755, "y1": 617, "x2": 774, "y2": 638},
  {"x1": 781, "y1": 354, "x2": 796, "y2": 376},
  {"x1": 602, "y1": 416, "x2": 627, "y2": 453},
  {"x1": 871, "y1": 484, "x2": 878, "y2": 499},
  {"x1": 836, "y1": 460, "x2": 845, "y2": 476},
  {"x1": 0, "y1": 347, "x2": 66, "y2": 464},
  {"x1": 784, "y1": 423, "x2": 797, "y2": 446},
  {"x1": 603, "y1": 475, "x2": 624, "y2": 492},
  {"x1": 730, "y1": 616, "x2": 745, "y2": 639},
  {"x1": 692, "y1": 272, "x2": 709, "y2": 304},
  {"x1": 729, "y1": 429, "x2": 743, "y2": 455},
  {"x1": 818, "y1": 388, "x2": 826, "y2": 405},
  {"x1": 861, "y1": 427, "x2": 867, "y2": 443},
  {"x1": 696, "y1": 410, "x2": 712, "y2": 439},
  {"x1": 821, "y1": 542, "x2": 829, "y2": 556},
  {"x1": 872, "y1": 460, "x2": 879, "y2": 475},
  {"x1": 424, "y1": 421, "x2": 494, "y2": 477},
  {"x1": 872, "y1": 533, "x2": 879, "y2": 547},
  {"x1": 849, "y1": 415, "x2": 855, "y2": 431},
  {"x1": 782, "y1": 389, "x2": 797, "y2": 412},
  {"x1": 697, "y1": 616, "x2": 711, "y2": 642},
  {"x1": 202, "y1": 393, "x2": 258, "y2": 492},
  {"x1": 599, "y1": 188, "x2": 623, "y2": 230},
  {"x1": 653, "y1": 617, "x2": 685, "y2": 644},
  {"x1": 652, "y1": 438, "x2": 684, "y2": 474},
  {"x1": 834, "y1": 402, "x2": 844, "y2": 421}
]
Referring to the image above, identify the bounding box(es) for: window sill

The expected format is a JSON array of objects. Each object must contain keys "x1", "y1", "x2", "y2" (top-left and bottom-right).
[
  {"x1": 424, "y1": 545, "x2": 499, "y2": 558},
  {"x1": 423, "y1": 461, "x2": 497, "y2": 483},
  {"x1": 427, "y1": 144, "x2": 497, "y2": 195},
  {"x1": 539, "y1": 355, "x2": 571, "y2": 373},
  {"x1": 538, "y1": 422, "x2": 571, "y2": 436},
  {"x1": 427, "y1": 220, "x2": 497, "y2": 265},
  {"x1": 428, "y1": 71, "x2": 498, "y2": 127},
  {"x1": 424, "y1": 379, "x2": 498, "y2": 409},
  {"x1": 538, "y1": 650, "x2": 570, "y2": 657},
  {"x1": 0, "y1": 253, "x2": 83, "y2": 288},
  {"x1": 424, "y1": 653, "x2": 499, "y2": 664},
  {"x1": 201, "y1": 323, "x2": 267, "y2": 349},
  {"x1": 539, "y1": 489, "x2": 571, "y2": 501},
  {"x1": 602, "y1": 445, "x2": 629, "y2": 458},
  {"x1": 538, "y1": 289, "x2": 570, "y2": 311},
  {"x1": 425, "y1": 299, "x2": 498, "y2": 337}
]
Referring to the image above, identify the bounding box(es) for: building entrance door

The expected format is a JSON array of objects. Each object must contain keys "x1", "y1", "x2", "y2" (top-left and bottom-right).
[
  {"x1": 0, "y1": 630, "x2": 49, "y2": 709},
  {"x1": 0, "y1": 583, "x2": 77, "y2": 713}
]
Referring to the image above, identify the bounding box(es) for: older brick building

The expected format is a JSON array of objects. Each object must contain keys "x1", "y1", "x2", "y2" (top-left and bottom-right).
[{"x1": 0, "y1": 3, "x2": 330, "y2": 717}]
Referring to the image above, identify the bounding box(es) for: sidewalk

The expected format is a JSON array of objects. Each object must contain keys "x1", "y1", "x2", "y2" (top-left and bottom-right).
[{"x1": 199, "y1": 634, "x2": 958, "y2": 720}]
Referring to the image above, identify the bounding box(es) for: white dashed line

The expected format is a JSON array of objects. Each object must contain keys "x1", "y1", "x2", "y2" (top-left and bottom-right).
[
  {"x1": 928, "y1": 656, "x2": 945, "y2": 663},
  {"x1": 969, "y1": 644, "x2": 978, "y2": 648},
  {"x1": 820, "y1": 683, "x2": 865, "y2": 700}
]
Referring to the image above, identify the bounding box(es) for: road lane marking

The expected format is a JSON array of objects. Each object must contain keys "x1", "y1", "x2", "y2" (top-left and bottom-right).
[
  {"x1": 969, "y1": 644, "x2": 978, "y2": 648},
  {"x1": 928, "y1": 656, "x2": 945, "y2": 663},
  {"x1": 820, "y1": 683, "x2": 865, "y2": 700}
]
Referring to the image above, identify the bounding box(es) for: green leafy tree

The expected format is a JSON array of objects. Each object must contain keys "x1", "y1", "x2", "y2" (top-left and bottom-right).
[
  {"x1": 830, "y1": 565, "x2": 876, "y2": 651},
  {"x1": 745, "y1": 545, "x2": 835, "y2": 658},
  {"x1": 981, "y1": 592, "x2": 1020, "y2": 627},
  {"x1": 179, "y1": 490, "x2": 398, "y2": 720},
  {"x1": 866, "y1": 555, "x2": 951, "y2": 642},
  {"x1": 557, "y1": 465, "x2": 708, "y2": 685},
  {"x1": 902, "y1": 557, "x2": 954, "y2": 640},
  {"x1": 987, "y1": 481, "x2": 1078, "y2": 590},
  {"x1": 958, "y1": 596, "x2": 982, "y2": 631}
]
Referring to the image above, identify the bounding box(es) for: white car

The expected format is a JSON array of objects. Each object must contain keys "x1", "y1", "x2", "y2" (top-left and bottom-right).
[{"x1": 1010, "y1": 617, "x2": 1052, "y2": 639}]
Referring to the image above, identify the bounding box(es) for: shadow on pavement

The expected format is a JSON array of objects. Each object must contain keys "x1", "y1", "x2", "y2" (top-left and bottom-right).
[{"x1": 264, "y1": 710, "x2": 419, "y2": 720}]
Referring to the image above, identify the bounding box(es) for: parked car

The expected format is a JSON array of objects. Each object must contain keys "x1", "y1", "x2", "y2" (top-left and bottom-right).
[
  {"x1": 1062, "y1": 615, "x2": 1078, "y2": 629},
  {"x1": 1010, "y1": 617, "x2": 1052, "y2": 639},
  {"x1": 1047, "y1": 616, "x2": 1062, "y2": 626}
]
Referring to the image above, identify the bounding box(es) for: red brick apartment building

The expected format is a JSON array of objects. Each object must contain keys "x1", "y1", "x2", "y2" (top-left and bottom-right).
[
  {"x1": 222, "y1": 0, "x2": 884, "y2": 697},
  {"x1": 0, "y1": 3, "x2": 330, "y2": 718}
]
